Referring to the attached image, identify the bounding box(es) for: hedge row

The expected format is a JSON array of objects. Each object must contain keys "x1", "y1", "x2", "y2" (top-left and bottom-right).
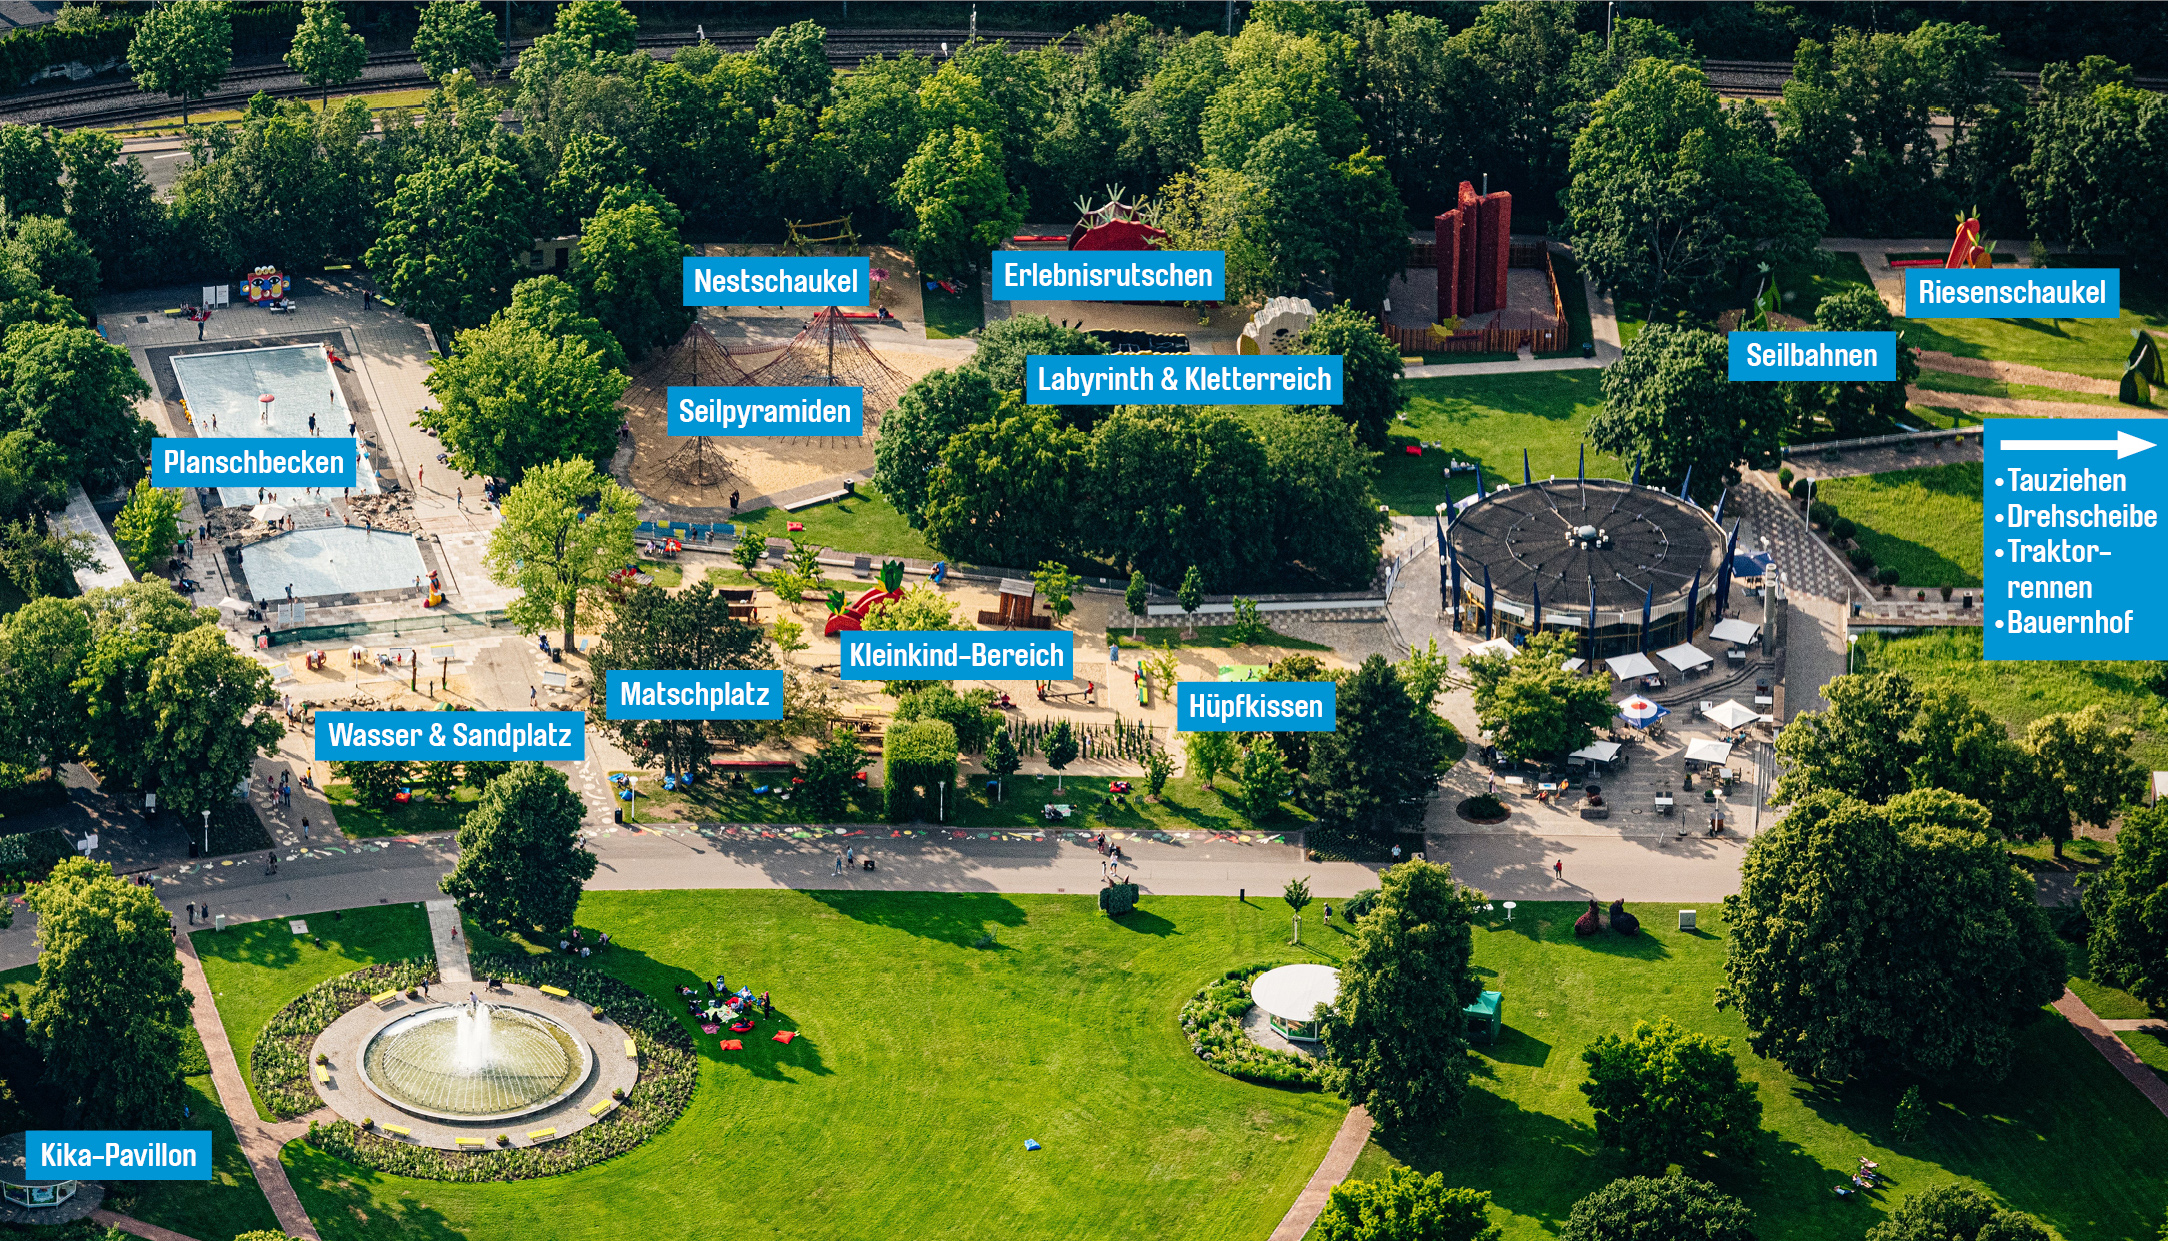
[
  {"x1": 1177, "y1": 963, "x2": 1327, "y2": 1089},
  {"x1": 251, "y1": 959, "x2": 439, "y2": 1121},
  {"x1": 301, "y1": 951, "x2": 698, "y2": 1181}
]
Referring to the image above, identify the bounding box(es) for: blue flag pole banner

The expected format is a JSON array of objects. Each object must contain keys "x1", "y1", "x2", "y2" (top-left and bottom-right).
[
  {"x1": 1174, "y1": 681, "x2": 1336, "y2": 732},
  {"x1": 838, "y1": 631, "x2": 1074, "y2": 681},
  {"x1": 1727, "y1": 332, "x2": 1897, "y2": 381},
  {"x1": 604, "y1": 670, "x2": 785, "y2": 721},
  {"x1": 1025, "y1": 355, "x2": 1343, "y2": 405},
  {"x1": 1906, "y1": 268, "x2": 2120, "y2": 319},
  {"x1": 682, "y1": 257, "x2": 871, "y2": 307},
  {"x1": 28, "y1": 1132, "x2": 211, "y2": 1180},
  {"x1": 989, "y1": 251, "x2": 1226, "y2": 301},
  {"x1": 315, "y1": 712, "x2": 586, "y2": 760},
  {"x1": 151, "y1": 437, "x2": 357, "y2": 489},
  {"x1": 1984, "y1": 418, "x2": 2164, "y2": 659},
  {"x1": 665, "y1": 387, "x2": 864, "y2": 437}
]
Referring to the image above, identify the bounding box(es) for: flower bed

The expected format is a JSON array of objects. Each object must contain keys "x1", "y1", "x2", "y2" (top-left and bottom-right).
[
  {"x1": 1177, "y1": 964, "x2": 1326, "y2": 1089},
  {"x1": 301, "y1": 952, "x2": 696, "y2": 1180},
  {"x1": 252, "y1": 959, "x2": 439, "y2": 1121}
]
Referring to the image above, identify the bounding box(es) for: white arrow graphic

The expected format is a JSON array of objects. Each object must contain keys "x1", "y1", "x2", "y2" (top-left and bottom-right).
[{"x1": 1998, "y1": 430, "x2": 2156, "y2": 459}]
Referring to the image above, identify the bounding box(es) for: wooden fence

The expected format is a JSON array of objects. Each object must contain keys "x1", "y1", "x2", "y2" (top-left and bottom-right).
[{"x1": 1378, "y1": 249, "x2": 1570, "y2": 355}]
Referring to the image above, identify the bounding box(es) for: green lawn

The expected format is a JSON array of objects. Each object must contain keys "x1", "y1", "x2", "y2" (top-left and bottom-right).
[
  {"x1": 1897, "y1": 261, "x2": 2168, "y2": 382},
  {"x1": 1914, "y1": 367, "x2": 2134, "y2": 410},
  {"x1": 1856, "y1": 628, "x2": 2168, "y2": 773},
  {"x1": 600, "y1": 771, "x2": 886, "y2": 826},
  {"x1": 324, "y1": 783, "x2": 479, "y2": 838},
  {"x1": 190, "y1": 905, "x2": 436, "y2": 1116},
  {"x1": 1815, "y1": 462, "x2": 1984, "y2": 587},
  {"x1": 634, "y1": 558, "x2": 684, "y2": 589},
  {"x1": 731, "y1": 482, "x2": 942, "y2": 562},
  {"x1": 1384, "y1": 371, "x2": 1611, "y2": 515},
  {"x1": 276, "y1": 892, "x2": 1347, "y2": 1241},
  {"x1": 1764, "y1": 249, "x2": 1876, "y2": 322},
  {"x1": 2122, "y1": 1030, "x2": 2168, "y2": 1087},
  {"x1": 1107, "y1": 624, "x2": 1332, "y2": 652},
  {"x1": 1348, "y1": 902, "x2": 2168, "y2": 1241},
  {"x1": 923, "y1": 284, "x2": 984, "y2": 339}
]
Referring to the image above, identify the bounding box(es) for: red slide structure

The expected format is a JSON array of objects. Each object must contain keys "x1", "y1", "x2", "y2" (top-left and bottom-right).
[{"x1": 823, "y1": 560, "x2": 908, "y2": 636}]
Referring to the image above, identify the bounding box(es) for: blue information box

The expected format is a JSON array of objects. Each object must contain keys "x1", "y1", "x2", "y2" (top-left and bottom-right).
[
  {"x1": 1024, "y1": 355, "x2": 1342, "y2": 406},
  {"x1": 1726, "y1": 332, "x2": 1897, "y2": 381},
  {"x1": 1984, "y1": 418, "x2": 2164, "y2": 660},
  {"x1": 151, "y1": 437, "x2": 357, "y2": 488},
  {"x1": 315, "y1": 712, "x2": 585, "y2": 760},
  {"x1": 604, "y1": 670, "x2": 785, "y2": 720},
  {"x1": 1906, "y1": 268, "x2": 2120, "y2": 319},
  {"x1": 29, "y1": 1132, "x2": 211, "y2": 1180},
  {"x1": 666, "y1": 387, "x2": 864, "y2": 437},
  {"x1": 1175, "y1": 681, "x2": 1337, "y2": 732},
  {"x1": 838, "y1": 631, "x2": 1073, "y2": 681},
  {"x1": 990, "y1": 251, "x2": 1226, "y2": 301},
  {"x1": 682, "y1": 257, "x2": 870, "y2": 307}
]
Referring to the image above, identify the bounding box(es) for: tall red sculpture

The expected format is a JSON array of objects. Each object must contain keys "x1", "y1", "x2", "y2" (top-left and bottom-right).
[{"x1": 1434, "y1": 182, "x2": 1513, "y2": 319}]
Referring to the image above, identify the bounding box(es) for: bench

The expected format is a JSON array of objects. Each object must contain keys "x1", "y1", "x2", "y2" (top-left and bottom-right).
[
  {"x1": 371, "y1": 989, "x2": 400, "y2": 1009},
  {"x1": 624, "y1": 1038, "x2": 638, "y2": 1059},
  {"x1": 527, "y1": 1127, "x2": 558, "y2": 1143},
  {"x1": 314, "y1": 1065, "x2": 330, "y2": 1085},
  {"x1": 455, "y1": 1137, "x2": 483, "y2": 1148},
  {"x1": 538, "y1": 985, "x2": 570, "y2": 998},
  {"x1": 589, "y1": 1099, "x2": 617, "y2": 1117},
  {"x1": 381, "y1": 1124, "x2": 410, "y2": 1138}
]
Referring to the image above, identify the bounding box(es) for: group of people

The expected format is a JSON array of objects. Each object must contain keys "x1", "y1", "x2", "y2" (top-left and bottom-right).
[
  {"x1": 834, "y1": 844, "x2": 875, "y2": 872},
  {"x1": 680, "y1": 976, "x2": 773, "y2": 1031},
  {"x1": 557, "y1": 926, "x2": 609, "y2": 959}
]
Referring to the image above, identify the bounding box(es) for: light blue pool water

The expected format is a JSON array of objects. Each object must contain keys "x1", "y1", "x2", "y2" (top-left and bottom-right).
[
  {"x1": 170, "y1": 344, "x2": 374, "y2": 508},
  {"x1": 240, "y1": 527, "x2": 426, "y2": 600}
]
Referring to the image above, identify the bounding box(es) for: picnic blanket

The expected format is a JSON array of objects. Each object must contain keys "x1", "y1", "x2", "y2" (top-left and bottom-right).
[{"x1": 701, "y1": 1024, "x2": 718, "y2": 1034}]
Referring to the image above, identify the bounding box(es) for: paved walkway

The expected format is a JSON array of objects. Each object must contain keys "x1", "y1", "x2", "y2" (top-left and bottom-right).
[
  {"x1": 426, "y1": 897, "x2": 471, "y2": 983},
  {"x1": 1731, "y1": 474, "x2": 1854, "y2": 602},
  {"x1": 2054, "y1": 988, "x2": 2168, "y2": 1120},
  {"x1": 173, "y1": 932, "x2": 321, "y2": 1240},
  {"x1": 1267, "y1": 1105, "x2": 1373, "y2": 1241},
  {"x1": 90, "y1": 1209, "x2": 202, "y2": 1241},
  {"x1": 1403, "y1": 354, "x2": 1602, "y2": 380},
  {"x1": 2101, "y1": 1017, "x2": 2168, "y2": 1033}
]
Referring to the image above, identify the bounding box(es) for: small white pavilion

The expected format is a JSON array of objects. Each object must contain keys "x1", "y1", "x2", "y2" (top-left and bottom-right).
[{"x1": 1250, "y1": 964, "x2": 1339, "y2": 1043}]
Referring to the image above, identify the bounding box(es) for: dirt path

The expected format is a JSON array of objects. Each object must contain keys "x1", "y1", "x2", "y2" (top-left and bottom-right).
[
  {"x1": 1906, "y1": 386, "x2": 2145, "y2": 420},
  {"x1": 1915, "y1": 349, "x2": 2120, "y2": 396}
]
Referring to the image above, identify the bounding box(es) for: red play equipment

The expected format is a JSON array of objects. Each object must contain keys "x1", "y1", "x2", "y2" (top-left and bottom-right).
[
  {"x1": 823, "y1": 560, "x2": 908, "y2": 637},
  {"x1": 1067, "y1": 185, "x2": 1167, "y2": 252},
  {"x1": 1890, "y1": 210, "x2": 1995, "y2": 270}
]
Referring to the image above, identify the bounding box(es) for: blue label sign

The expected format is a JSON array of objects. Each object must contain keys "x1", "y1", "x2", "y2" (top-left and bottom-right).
[
  {"x1": 1025, "y1": 355, "x2": 1342, "y2": 405},
  {"x1": 1175, "y1": 681, "x2": 1337, "y2": 732},
  {"x1": 28, "y1": 1132, "x2": 211, "y2": 1180},
  {"x1": 315, "y1": 712, "x2": 585, "y2": 760},
  {"x1": 682, "y1": 257, "x2": 869, "y2": 306},
  {"x1": 666, "y1": 386, "x2": 864, "y2": 437},
  {"x1": 1906, "y1": 268, "x2": 2120, "y2": 319},
  {"x1": 990, "y1": 251, "x2": 1226, "y2": 301},
  {"x1": 1984, "y1": 418, "x2": 2164, "y2": 660},
  {"x1": 1727, "y1": 332, "x2": 1896, "y2": 381},
  {"x1": 151, "y1": 437, "x2": 357, "y2": 488},
  {"x1": 604, "y1": 670, "x2": 785, "y2": 720},
  {"x1": 839, "y1": 631, "x2": 1073, "y2": 681}
]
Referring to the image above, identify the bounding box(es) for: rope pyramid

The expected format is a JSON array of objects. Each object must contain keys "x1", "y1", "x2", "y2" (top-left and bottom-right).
[
  {"x1": 631, "y1": 324, "x2": 748, "y2": 485},
  {"x1": 728, "y1": 309, "x2": 911, "y2": 426}
]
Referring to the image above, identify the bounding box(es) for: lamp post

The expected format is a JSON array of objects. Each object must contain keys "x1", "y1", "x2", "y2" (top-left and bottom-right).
[{"x1": 202, "y1": 809, "x2": 211, "y2": 858}]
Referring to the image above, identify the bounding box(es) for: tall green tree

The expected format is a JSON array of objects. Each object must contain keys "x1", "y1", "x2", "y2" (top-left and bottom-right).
[
  {"x1": 412, "y1": 0, "x2": 502, "y2": 82},
  {"x1": 2083, "y1": 802, "x2": 2168, "y2": 1013},
  {"x1": 569, "y1": 201, "x2": 691, "y2": 362},
  {"x1": 892, "y1": 127, "x2": 1024, "y2": 282},
  {"x1": 1557, "y1": 1176, "x2": 1756, "y2": 1241},
  {"x1": 0, "y1": 125, "x2": 63, "y2": 219},
  {"x1": 0, "y1": 323, "x2": 152, "y2": 495},
  {"x1": 1462, "y1": 631, "x2": 1614, "y2": 762},
  {"x1": 1321, "y1": 859, "x2": 1487, "y2": 1129},
  {"x1": 2021, "y1": 58, "x2": 2168, "y2": 269},
  {"x1": 25, "y1": 858, "x2": 190, "y2": 1127},
  {"x1": 72, "y1": 584, "x2": 218, "y2": 791},
  {"x1": 874, "y1": 367, "x2": 1005, "y2": 525},
  {"x1": 921, "y1": 398, "x2": 1084, "y2": 569},
  {"x1": 1327, "y1": 147, "x2": 1410, "y2": 313},
  {"x1": 1581, "y1": 1017, "x2": 1762, "y2": 1171},
  {"x1": 1863, "y1": 1184, "x2": 2055, "y2": 1241},
  {"x1": 421, "y1": 308, "x2": 628, "y2": 483},
  {"x1": 753, "y1": 19, "x2": 834, "y2": 112},
  {"x1": 5, "y1": 216, "x2": 99, "y2": 319},
  {"x1": 1083, "y1": 405, "x2": 1273, "y2": 588},
  {"x1": 59, "y1": 130, "x2": 169, "y2": 284},
  {"x1": 499, "y1": 275, "x2": 627, "y2": 373},
  {"x1": 2024, "y1": 704, "x2": 2145, "y2": 858},
  {"x1": 484, "y1": 458, "x2": 639, "y2": 651},
  {"x1": 545, "y1": 132, "x2": 646, "y2": 234},
  {"x1": 587, "y1": 582, "x2": 776, "y2": 774},
  {"x1": 963, "y1": 313, "x2": 1109, "y2": 399},
  {"x1": 111, "y1": 480, "x2": 182, "y2": 575},
  {"x1": 1287, "y1": 305, "x2": 1405, "y2": 450},
  {"x1": 364, "y1": 155, "x2": 537, "y2": 330},
  {"x1": 1315, "y1": 1170, "x2": 1499, "y2": 1241},
  {"x1": 1587, "y1": 325, "x2": 1782, "y2": 505},
  {"x1": 1719, "y1": 789, "x2": 2064, "y2": 1082},
  {"x1": 0, "y1": 595, "x2": 90, "y2": 778},
  {"x1": 1237, "y1": 124, "x2": 1334, "y2": 295},
  {"x1": 1305, "y1": 655, "x2": 1452, "y2": 841},
  {"x1": 127, "y1": 0, "x2": 232, "y2": 127},
  {"x1": 139, "y1": 626, "x2": 282, "y2": 823},
  {"x1": 1240, "y1": 736, "x2": 1293, "y2": 822},
  {"x1": 439, "y1": 762, "x2": 597, "y2": 938},
  {"x1": 1788, "y1": 286, "x2": 1918, "y2": 438},
  {"x1": 284, "y1": 0, "x2": 367, "y2": 109}
]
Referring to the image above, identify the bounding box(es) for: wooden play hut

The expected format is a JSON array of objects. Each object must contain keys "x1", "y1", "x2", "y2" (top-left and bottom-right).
[{"x1": 979, "y1": 578, "x2": 1051, "y2": 629}]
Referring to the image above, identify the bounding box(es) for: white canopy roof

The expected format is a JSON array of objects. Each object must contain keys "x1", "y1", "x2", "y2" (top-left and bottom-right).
[
  {"x1": 1684, "y1": 738, "x2": 1734, "y2": 764},
  {"x1": 1561, "y1": 658, "x2": 1586, "y2": 672},
  {"x1": 1571, "y1": 741, "x2": 1623, "y2": 762},
  {"x1": 1465, "y1": 638, "x2": 1517, "y2": 660},
  {"x1": 1705, "y1": 700, "x2": 1764, "y2": 729},
  {"x1": 1710, "y1": 618, "x2": 1760, "y2": 645},
  {"x1": 1657, "y1": 643, "x2": 1714, "y2": 670},
  {"x1": 1250, "y1": 964, "x2": 1340, "y2": 1024},
  {"x1": 1605, "y1": 652, "x2": 1659, "y2": 679}
]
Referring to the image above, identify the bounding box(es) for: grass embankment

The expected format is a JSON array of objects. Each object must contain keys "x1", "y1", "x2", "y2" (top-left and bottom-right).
[
  {"x1": 1381, "y1": 371, "x2": 1611, "y2": 515},
  {"x1": 1814, "y1": 461, "x2": 1984, "y2": 587},
  {"x1": 323, "y1": 783, "x2": 481, "y2": 838}
]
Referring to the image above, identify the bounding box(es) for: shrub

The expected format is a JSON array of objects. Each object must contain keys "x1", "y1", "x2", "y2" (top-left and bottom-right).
[
  {"x1": 1178, "y1": 964, "x2": 1327, "y2": 1088},
  {"x1": 1938, "y1": 583, "x2": 1953, "y2": 601},
  {"x1": 1892, "y1": 1084, "x2": 1924, "y2": 1142},
  {"x1": 1807, "y1": 500, "x2": 1836, "y2": 528},
  {"x1": 1608, "y1": 900, "x2": 1640, "y2": 936},
  {"x1": 1777, "y1": 467, "x2": 1793, "y2": 488},
  {"x1": 1847, "y1": 547, "x2": 1875, "y2": 572},
  {"x1": 1791, "y1": 478, "x2": 1810, "y2": 500},
  {"x1": 1575, "y1": 898, "x2": 1602, "y2": 937},
  {"x1": 1341, "y1": 888, "x2": 1380, "y2": 922},
  {"x1": 1099, "y1": 881, "x2": 1139, "y2": 916},
  {"x1": 1831, "y1": 517, "x2": 1856, "y2": 542},
  {"x1": 1877, "y1": 567, "x2": 1901, "y2": 586},
  {"x1": 1462, "y1": 793, "x2": 1506, "y2": 819}
]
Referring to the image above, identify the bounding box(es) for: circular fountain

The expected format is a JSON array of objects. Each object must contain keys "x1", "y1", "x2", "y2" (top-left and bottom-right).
[{"x1": 358, "y1": 997, "x2": 594, "y2": 1123}]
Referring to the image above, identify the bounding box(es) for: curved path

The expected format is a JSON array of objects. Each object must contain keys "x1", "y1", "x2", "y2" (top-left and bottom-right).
[{"x1": 1267, "y1": 1105, "x2": 1373, "y2": 1241}]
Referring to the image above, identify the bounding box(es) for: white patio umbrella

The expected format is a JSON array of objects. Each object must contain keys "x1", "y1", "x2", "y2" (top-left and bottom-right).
[
  {"x1": 250, "y1": 503, "x2": 290, "y2": 523},
  {"x1": 217, "y1": 596, "x2": 249, "y2": 611},
  {"x1": 1705, "y1": 700, "x2": 1764, "y2": 730},
  {"x1": 1615, "y1": 695, "x2": 1670, "y2": 726}
]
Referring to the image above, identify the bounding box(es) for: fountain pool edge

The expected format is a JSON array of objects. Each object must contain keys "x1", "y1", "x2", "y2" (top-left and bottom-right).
[{"x1": 356, "y1": 1003, "x2": 595, "y2": 1124}]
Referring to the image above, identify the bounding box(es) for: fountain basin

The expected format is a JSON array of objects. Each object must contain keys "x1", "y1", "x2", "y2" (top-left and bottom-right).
[{"x1": 358, "y1": 1004, "x2": 594, "y2": 1123}]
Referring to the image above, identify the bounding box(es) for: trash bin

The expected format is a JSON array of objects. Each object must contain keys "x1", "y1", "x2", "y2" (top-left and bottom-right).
[
  {"x1": 213, "y1": 914, "x2": 226, "y2": 932},
  {"x1": 188, "y1": 841, "x2": 199, "y2": 859},
  {"x1": 1581, "y1": 341, "x2": 1595, "y2": 358},
  {"x1": 613, "y1": 809, "x2": 622, "y2": 824}
]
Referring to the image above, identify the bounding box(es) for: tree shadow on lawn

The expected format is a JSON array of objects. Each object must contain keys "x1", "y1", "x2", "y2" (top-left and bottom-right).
[
  {"x1": 1110, "y1": 908, "x2": 1179, "y2": 937},
  {"x1": 1855, "y1": 535, "x2": 1973, "y2": 588},
  {"x1": 285, "y1": 1142, "x2": 467, "y2": 1241},
  {"x1": 801, "y1": 889, "x2": 1029, "y2": 949},
  {"x1": 1473, "y1": 1025, "x2": 1553, "y2": 1071},
  {"x1": 191, "y1": 905, "x2": 431, "y2": 972}
]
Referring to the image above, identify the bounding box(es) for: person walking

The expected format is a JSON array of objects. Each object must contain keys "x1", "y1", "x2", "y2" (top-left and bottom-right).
[
  {"x1": 456, "y1": 488, "x2": 463, "y2": 510},
  {"x1": 307, "y1": 413, "x2": 317, "y2": 436},
  {"x1": 1553, "y1": 859, "x2": 1564, "y2": 879},
  {"x1": 834, "y1": 853, "x2": 843, "y2": 874},
  {"x1": 301, "y1": 818, "x2": 310, "y2": 842},
  {"x1": 186, "y1": 901, "x2": 196, "y2": 924},
  {"x1": 846, "y1": 845, "x2": 855, "y2": 866},
  {"x1": 197, "y1": 317, "x2": 205, "y2": 341},
  {"x1": 729, "y1": 489, "x2": 740, "y2": 513},
  {"x1": 1323, "y1": 902, "x2": 1332, "y2": 924}
]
